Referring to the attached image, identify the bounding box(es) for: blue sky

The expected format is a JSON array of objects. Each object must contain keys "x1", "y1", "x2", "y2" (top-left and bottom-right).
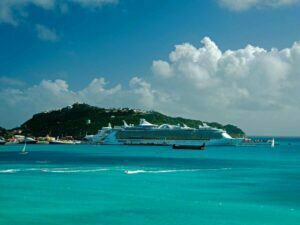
[
  {"x1": 1, "y1": 0, "x2": 300, "y2": 135},
  {"x1": 1, "y1": 0, "x2": 300, "y2": 88}
]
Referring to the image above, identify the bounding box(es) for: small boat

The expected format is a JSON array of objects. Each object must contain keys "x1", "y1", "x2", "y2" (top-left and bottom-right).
[
  {"x1": 271, "y1": 138, "x2": 275, "y2": 148},
  {"x1": 0, "y1": 137, "x2": 6, "y2": 145},
  {"x1": 20, "y1": 142, "x2": 28, "y2": 155},
  {"x1": 172, "y1": 143, "x2": 205, "y2": 150},
  {"x1": 49, "y1": 140, "x2": 76, "y2": 145},
  {"x1": 49, "y1": 135, "x2": 80, "y2": 145}
]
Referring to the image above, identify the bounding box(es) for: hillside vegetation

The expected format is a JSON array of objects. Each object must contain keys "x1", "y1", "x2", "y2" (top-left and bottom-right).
[
  {"x1": 0, "y1": 126, "x2": 9, "y2": 138},
  {"x1": 21, "y1": 103, "x2": 245, "y2": 138}
]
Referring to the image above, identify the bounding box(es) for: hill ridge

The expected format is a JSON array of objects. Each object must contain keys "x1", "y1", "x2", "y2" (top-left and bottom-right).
[{"x1": 18, "y1": 103, "x2": 245, "y2": 138}]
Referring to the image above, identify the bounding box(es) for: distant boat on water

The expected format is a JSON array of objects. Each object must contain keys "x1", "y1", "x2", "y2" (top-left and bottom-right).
[
  {"x1": 239, "y1": 137, "x2": 278, "y2": 147},
  {"x1": 49, "y1": 137, "x2": 81, "y2": 145},
  {"x1": 172, "y1": 143, "x2": 206, "y2": 150},
  {"x1": 271, "y1": 138, "x2": 275, "y2": 148},
  {"x1": 49, "y1": 140, "x2": 75, "y2": 145},
  {"x1": 20, "y1": 141, "x2": 28, "y2": 155},
  {"x1": 0, "y1": 137, "x2": 6, "y2": 145}
]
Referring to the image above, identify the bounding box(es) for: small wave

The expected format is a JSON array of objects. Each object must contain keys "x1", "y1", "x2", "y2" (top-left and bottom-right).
[
  {"x1": 124, "y1": 169, "x2": 200, "y2": 174},
  {"x1": 125, "y1": 170, "x2": 147, "y2": 174},
  {"x1": 41, "y1": 168, "x2": 110, "y2": 173},
  {"x1": 26, "y1": 168, "x2": 48, "y2": 171},
  {"x1": 0, "y1": 168, "x2": 42, "y2": 173},
  {"x1": 124, "y1": 168, "x2": 232, "y2": 174},
  {"x1": 0, "y1": 169, "x2": 20, "y2": 173},
  {"x1": 0, "y1": 168, "x2": 110, "y2": 174}
]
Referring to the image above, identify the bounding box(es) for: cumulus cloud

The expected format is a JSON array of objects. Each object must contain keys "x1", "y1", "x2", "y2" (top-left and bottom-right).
[
  {"x1": 0, "y1": 77, "x2": 158, "y2": 128},
  {"x1": 129, "y1": 77, "x2": 157, "y2": 108},
  {"x1": 219, "y1": 0, "x2": 300, "y2": 11},
  {"x1": 0, "y1": 0, "x2": 116, "y2": 25},
  {"x1": 36, "y1": 24, "x2": 58, "y2": 42},
  {"x1": 152, "y1": 60, "x2": 173, "y2": 78},
  {"x1": 0, "y1": 0, "x2": 54, "y2": 26},
  {"x1": 0, "y1": 76, "x2": 25, "y2": 88},
  {"x1": 151, "y1": 37, "x2": 300, "y2": 134},
  {"x1": 152, "y1": 37, "x2": 300, "y2": 110},
  {"x1": 71, "y1": 0, "x2": 117, "y2": 8}
]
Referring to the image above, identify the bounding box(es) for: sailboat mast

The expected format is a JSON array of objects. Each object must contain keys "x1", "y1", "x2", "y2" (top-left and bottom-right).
[{"x1": 271, "y1": 138, "x2": 275, "y2": 148}]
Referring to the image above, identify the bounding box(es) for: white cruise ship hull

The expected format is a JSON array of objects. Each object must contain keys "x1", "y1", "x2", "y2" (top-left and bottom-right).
[
  {"x1": 103, "y1": 131, "x2": 241, "y2": 146},
  {"x1": 105, "y1": 139, "x2": 240, "y2": 146},
  {"x1": 95, "y1": 119, "x2": 243, "y2": 147}
]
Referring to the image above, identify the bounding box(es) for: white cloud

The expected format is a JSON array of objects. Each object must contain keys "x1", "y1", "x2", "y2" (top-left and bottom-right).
[
  {"x1": 36, "y1": 24, "x2": 58, "y2": 42},
  {"x1": 0, "y1": 0, "x2": 116, "y2": 25},
  {"x1": 152, "y1": 60, "x2": 173, "y2": 78},
  {"x1": 1, "y1": 37, "x2": 300, "y2": 135},
  {"x1": 219, "y1": 0, "x2": 300, "y2": 11},
  {"x1": 71, "y1": 0, "x2": 117, "y2": 8},
  {"x1": 151, "y1": 37, "x2": 298, "y2": 110},
  {"x1": 0, "y1": 0, "x2": 55, "y2": 26},
  {"x1": 0, "y1": 76, "x2": 25, "y2": 87},
  {"x1": 151, "y1": 37, "x2": 300, "y2": 135},
  {"x1": 129, "y1": 77, "x2": 157, "y2": 108},
  {"x1": 0, "y1": 77, "x2": 157, "y2": 128},
  {"x1": 78, "y1": 78, "x2": 122, "y2": 105}
]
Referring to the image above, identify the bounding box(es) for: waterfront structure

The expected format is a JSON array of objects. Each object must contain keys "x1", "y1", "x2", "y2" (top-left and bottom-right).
[
  {"x1": 0, "y1": 137, "x2": 5, "y2": 145},
  {"x1": 84, "y1": 123, "x2": 112, "y2": 144},
  {"x1": 91, "y1": 119, "x2": 241, "y2": 146}
]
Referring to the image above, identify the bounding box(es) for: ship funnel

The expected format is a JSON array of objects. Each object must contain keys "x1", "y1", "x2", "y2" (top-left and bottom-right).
[
  {"x1": 139, "y1": 118, "x2": 156, "y2": 126},
  {"x1": 183, "y1": 123, "x2": 193, "y2": 129},
  {"x1": 123, "y1": 120, "x2": 129, "y2": 127},
  {"x1": 203, "y1": 123, "x2": 209, "y2": 128}
]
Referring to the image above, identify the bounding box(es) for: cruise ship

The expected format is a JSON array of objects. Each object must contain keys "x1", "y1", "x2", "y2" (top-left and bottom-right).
[
  {"x1": 84, "y1": 123, "x2": 113, "y2": 144},
  {"x1": 92, "y1": 119, "x2": 241, "y2": 146}
]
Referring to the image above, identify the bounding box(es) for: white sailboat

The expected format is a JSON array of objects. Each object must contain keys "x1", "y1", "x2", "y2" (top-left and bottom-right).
[
  {"x1": 271, "y1": 138, "x2": 275, "y2": 148},
  {"x1": 20, "y1": 141, "x2": 28, "y2": 155}
]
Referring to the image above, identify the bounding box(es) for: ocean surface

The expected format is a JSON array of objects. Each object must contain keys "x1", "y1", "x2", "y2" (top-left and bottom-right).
[{"x1": 1, "y1": 138, "x2": 300, "y2": 225}]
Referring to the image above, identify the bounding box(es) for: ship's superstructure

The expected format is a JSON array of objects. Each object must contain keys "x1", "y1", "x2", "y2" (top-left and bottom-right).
[
  {"x1": 93, "y1": 119, "x2": 240, "y2": 146},
  {"x1": 84, "y1": 123, "x2": 112, "y2": 144}
]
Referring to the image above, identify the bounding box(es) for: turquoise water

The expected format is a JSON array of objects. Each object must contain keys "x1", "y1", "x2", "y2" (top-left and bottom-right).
[{"x1": 1, "y1": 138, "x2": 300, "y2": 225}]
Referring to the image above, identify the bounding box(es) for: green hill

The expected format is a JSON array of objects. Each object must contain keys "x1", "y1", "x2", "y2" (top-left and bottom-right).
[
  {"x1": 21, "y1": 103, "x2": 245, "y2": 138},
  {"x1": 0, "y1": 126, "x2": 9, "y2": 138}
]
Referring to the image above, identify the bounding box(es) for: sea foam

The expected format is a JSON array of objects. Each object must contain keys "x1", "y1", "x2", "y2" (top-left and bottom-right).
[
  {"x1": 0, "y1": 169, "x2": 20, "y2": 173},
  {"x1": 0, "y1": 168, "x2": 110, "y2": 174},
  {"x1": 41, "y1": 168, "x2": 110, "y2": 173},
  {"x1": 124, "y1": 168, "x2": 232, "y2": 174}
]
